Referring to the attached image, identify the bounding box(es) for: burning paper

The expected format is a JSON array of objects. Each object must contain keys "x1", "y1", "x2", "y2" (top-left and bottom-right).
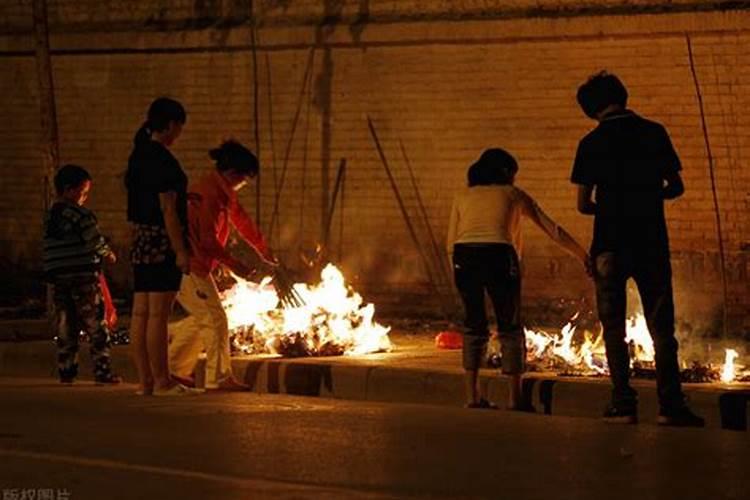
[
  {"x1": 523, "y1": 314, "x2": 747, "y2": 383},
  {"x1": 222, "y1": 264, "x2": 392, "y2": 357}
]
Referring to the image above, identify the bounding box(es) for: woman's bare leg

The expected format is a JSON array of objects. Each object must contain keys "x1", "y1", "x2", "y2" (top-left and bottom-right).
[
  {"x1": 464, "y1": 369, "x2": 481, "y2": 405},
  {"x1": 130, "y1": 292, "x2": 153, "y2": 393},
  {"x1": 146, "y1": 291, "x2": 177, "y2": 390},
  {"x1": 508, "y1": 373, "x2": 523, "y2": 408}
]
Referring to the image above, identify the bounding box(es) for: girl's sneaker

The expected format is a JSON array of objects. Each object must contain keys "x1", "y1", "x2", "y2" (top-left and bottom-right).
[
  {"x1": 153, "y1": 383, "x2": 202, "y2": 397},
  {"x1": 465, "y1": 398, "x2": 499, "y2": 410}
]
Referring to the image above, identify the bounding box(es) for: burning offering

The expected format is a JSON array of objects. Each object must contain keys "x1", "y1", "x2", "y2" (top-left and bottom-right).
[
  {"x1": 223, "y1": 264, "x2": 392, "y2": 357},
  {"x1": 517, "y1": 314, "x2": 749, "y2": 383}
]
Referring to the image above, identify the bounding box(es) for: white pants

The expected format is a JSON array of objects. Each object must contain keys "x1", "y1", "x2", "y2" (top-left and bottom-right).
[{"x1": 169, "y1": 273, "x2": 233, "y2": 388}]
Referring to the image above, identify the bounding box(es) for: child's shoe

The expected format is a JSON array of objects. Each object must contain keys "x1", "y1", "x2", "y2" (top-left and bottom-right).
[
  {"x1": 94, "y1": 373, "x2": 123, "y2": 385},
  {"x1": 59, "y1": 365, "x2": 78, "y2": 385}
]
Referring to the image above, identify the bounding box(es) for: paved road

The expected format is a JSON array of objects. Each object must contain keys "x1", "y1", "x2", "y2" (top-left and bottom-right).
[{"x1": 0, "y1": 378, "x2": 747, "y2": 500}]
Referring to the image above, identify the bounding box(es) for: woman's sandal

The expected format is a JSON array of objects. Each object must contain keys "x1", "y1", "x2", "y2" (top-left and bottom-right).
[
  {"x1": 465, "y1": 398, "x2": 499, "y2": 410},
  {"x1": 135, "y1": 385, "x2": 153, "y2": 396}
]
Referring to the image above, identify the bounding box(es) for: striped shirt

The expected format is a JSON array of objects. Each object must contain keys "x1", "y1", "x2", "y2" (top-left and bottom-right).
[{"x1": 43, "y1": 201, "x2": 112, "y2": 282}]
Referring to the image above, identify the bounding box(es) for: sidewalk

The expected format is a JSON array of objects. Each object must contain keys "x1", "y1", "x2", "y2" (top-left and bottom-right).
[{"x1": 1, "y1": 330, "x2": 748, "y2": 431}]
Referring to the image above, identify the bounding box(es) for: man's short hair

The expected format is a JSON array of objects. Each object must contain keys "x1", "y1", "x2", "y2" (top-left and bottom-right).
[
  {"x1": 54, "y1": 164, "x2": 91, "y2": 195},
  {"x1": 468, "y1": 148, "x2": 518, "y2": 187},
  {"x1": 576, "y1": 71, "x2": 628, "y2": 119}
]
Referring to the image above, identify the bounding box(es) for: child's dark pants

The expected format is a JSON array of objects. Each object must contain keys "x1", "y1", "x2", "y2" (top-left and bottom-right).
[{"x1": 53, "y1": 278, "x2": 114, "y2": 380}]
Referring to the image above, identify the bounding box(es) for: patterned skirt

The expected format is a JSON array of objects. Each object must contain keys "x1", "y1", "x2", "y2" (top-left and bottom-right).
[{"x1": 130, "y1": 224, "x2": 182, "y2": 292}]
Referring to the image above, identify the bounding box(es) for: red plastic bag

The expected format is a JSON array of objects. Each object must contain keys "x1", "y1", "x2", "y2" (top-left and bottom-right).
[
  {"x1": 435, "y1": 331, "x2": 463, "y2": 350},
  {"x1": 98, "y1": 274, "x2": 118, "y2": 330}
]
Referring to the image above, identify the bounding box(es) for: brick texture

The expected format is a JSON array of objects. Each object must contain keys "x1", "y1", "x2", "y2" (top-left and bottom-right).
[{"x1": 0, "y1": 1, "x2": 748, "y2": 331}]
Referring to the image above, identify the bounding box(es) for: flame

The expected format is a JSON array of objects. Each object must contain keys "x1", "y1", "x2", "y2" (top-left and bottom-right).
[
  {"x1": 222, "y1": 264, "x2": 392, "y2": 357},
  {"x1": 524, "y1": 312, "x2": 661, "y2": 375},
  {"x1": 524, "y1": 313, "x2": 607, "y2": 375},
  {"x1": 721, "y1": 349, "x2": 739, "y2": 383},
  {"x1": 624, "y1": 314, "x2": 655, "y2": 362},
  {"x1": 523, "y1": 313, "x2": 746, "y2": 382}
]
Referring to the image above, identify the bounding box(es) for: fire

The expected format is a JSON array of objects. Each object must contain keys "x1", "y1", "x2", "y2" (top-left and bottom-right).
[
  {"x1": 721, "y1": 349, "x2": 739, "y2": 383},
  {"x1": 524, "y1": 314, "x2": 608, "y2": 375},
  {"x1": 524, "y1": 313, "x2": 661, "y2": 375},
  {"x1": 524, "y1": 313, "x2": 747, "y2": 383},
  {"x1": 222, "y1": 264, "x2": 392, "y2": 357},
  {"x1": 624, "y1": 314, "x2": 655, "y2": 362}
]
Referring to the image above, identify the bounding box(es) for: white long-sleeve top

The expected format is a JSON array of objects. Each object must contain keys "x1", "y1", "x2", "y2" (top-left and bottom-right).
[{"x1": 446, "y1": 185, "x2": 566, "y2": 259}]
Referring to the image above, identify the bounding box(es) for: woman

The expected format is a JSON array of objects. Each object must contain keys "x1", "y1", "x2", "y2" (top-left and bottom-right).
[
  {"x1": 169, "y1": 140, "x2": 277, "y2": 391},
  {"x1": 446, "y1": 148, "x2": 589, "y2": 410},
  {"x1": 125, "y1": 97, "x2": 198, "y2": 396}
]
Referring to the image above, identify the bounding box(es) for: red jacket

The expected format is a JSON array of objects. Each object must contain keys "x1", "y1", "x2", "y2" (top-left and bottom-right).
[{"x1": 187, "y1": 171, "x2": 269, "y2": 277}]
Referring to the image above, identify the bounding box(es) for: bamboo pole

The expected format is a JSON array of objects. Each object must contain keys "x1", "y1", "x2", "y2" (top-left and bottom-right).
[
  {"x1": 686, "y1": 34, "x2": 729, "y2": 338},
  {"x1": 267, "y1": 48, "x2": 315, "y2": 238},
  {"x1": 249, "y1": 8, "x2": 261, "y2": 223},
  {"x1": 367, "y1": 116, "x2": 453, "y2": 318},
  {"x1": 32, "y1": 0, "x2": 59, "y2": 208},
  {"x1": 32, "y1": 0, "x2": 60, "y2": 333},
  {"x1": 398, "y1": 140, "x2": 453, "y2": 298}
]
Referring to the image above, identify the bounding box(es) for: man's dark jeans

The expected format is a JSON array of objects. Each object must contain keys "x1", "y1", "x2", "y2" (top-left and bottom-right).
[
  {"x1": 453, "y1": 243, "x2": 524, "y2": 374},
  {"x1": 594, "y1": 249, "x2": 685, "y2": 412}
]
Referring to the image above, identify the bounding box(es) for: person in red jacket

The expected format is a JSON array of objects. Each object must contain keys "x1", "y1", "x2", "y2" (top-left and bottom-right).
[{"x1": 169, "y1": 140, "x2": 276, "y2": 390}]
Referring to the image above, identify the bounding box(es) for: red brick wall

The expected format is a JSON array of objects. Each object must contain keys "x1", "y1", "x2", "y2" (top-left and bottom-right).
[{"x1": 0, "y1": 1, "x2": 748, "y2": 329}]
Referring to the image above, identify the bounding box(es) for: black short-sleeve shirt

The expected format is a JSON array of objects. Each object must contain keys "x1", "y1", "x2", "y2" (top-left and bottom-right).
[
  {"x1": 570, "y1": 110, "x2": 681, "y2": 257},
  {"x1": 126, "y1": 140, "x2": 188, "y2": 230}
]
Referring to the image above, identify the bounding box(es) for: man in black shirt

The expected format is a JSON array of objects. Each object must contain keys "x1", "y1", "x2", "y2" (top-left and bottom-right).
[{"x1": 571, "y1": 71, "x2": 704, "y2": 427}]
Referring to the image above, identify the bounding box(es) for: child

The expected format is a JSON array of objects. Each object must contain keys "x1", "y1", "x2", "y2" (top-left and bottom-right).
[
  {"x1": 447, "y1": 148, "x2": 589, "y2": 410},
  {"x1": 43, "y1": 164, "x2": 120, "y2": 384},
  {"x1": 169, "y1": 140, "x2": 277, "y2": 391}
]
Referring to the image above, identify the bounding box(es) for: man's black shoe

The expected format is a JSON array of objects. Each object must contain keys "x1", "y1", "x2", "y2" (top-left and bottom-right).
[
  {"x1": 602, "y1": 405, "x2": 638, "y2": 424},
  {"x1": 657, "y1": 406, "x2": 705, "y2": 427}
]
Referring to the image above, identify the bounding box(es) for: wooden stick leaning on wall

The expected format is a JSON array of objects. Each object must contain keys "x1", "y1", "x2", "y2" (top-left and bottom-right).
[
  {"x1": 338, "y1": 163, "x2": 346, "y2": 262},
  {"x1": 686, "y1": 33, "x2": 729, "y2": 338},
  {"x1": 398, "y1": 140, "x2": 455, "y2": 307},
  {"x1": 300, "y1": 159, "x2": 346, "y2": 273},
  {"x1": 367, "y1": 116, "x2": 454, "y2": 318},
  {"x1": 32, "y1": 0, "x2": 61, "y2": 332},
  {"x1": 267, "y1": 48, "x2": 316, "y2": 239},
  {"x1": 264, "y1": 52, "x2": 281, "y2": 247},
  {"x1": 249, "y1": 6, "x2": 262, "y2": 223},
  {"x1": 323, "y1": 159, "x2": 347, "y2": 251}
]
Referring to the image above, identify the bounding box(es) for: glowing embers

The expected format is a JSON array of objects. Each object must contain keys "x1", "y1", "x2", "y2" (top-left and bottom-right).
[{"x1": 223, "y1": 264, "x2": 392, "y2": 357}]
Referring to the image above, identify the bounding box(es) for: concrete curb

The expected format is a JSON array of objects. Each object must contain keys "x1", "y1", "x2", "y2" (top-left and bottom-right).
[{"x1": 1, "y1": 341, "x2": 748, "y2": 431}]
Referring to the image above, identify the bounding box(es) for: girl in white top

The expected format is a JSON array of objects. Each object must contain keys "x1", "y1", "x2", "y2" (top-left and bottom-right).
[{"x1": 447, "y1": 148, "x2": 589, "y2": 410}]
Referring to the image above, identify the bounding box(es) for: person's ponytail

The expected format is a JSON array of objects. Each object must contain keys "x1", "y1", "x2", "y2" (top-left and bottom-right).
[
  {"x1": 133, "y1": 120, "x2": 152, "y2": 147},
  {"x1": 208, "y1": 147, "x2": 223, "y2": 162}
]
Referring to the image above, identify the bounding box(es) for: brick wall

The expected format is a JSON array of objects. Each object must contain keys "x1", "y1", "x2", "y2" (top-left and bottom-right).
[{"x1": 0, "y1": 1, "x2": 748, "y2": 330}]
